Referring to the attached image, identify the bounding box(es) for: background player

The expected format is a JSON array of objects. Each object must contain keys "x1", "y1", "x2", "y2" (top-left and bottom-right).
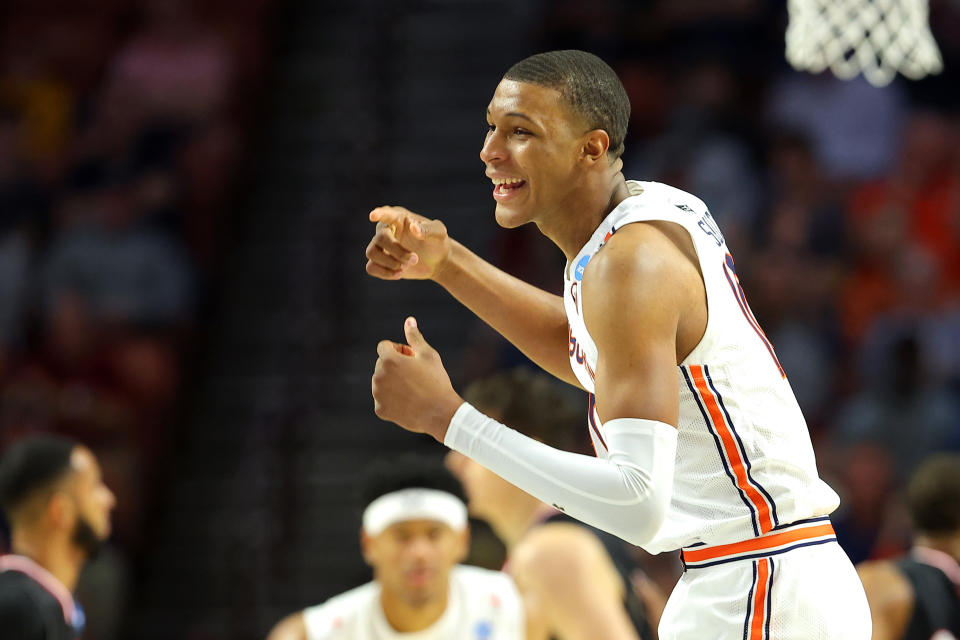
[
  {"x1": 366, "y1": 50, "x2": 871, "y2": 638},
  {"x1": 448, "y1": 368, "x2": 666, "y2": 640},
  {"x1": 0, "y1": 435, "x2": 116, "y2": 639},
  {"x1": 857, "y1": 454, "x2": 960, "y2": 640},
  {"x1": 267, "y1": 456, "x2": 524, "y2": 640}
]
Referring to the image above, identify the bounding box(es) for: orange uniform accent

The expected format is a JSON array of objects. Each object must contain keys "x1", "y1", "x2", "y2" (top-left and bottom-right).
[
  {"x1": 749, "y1": 559, "x2": 771, "y2": 640},
  {"x1": 689, "y1": 365, "x2": 774, "y2": 533},
  {"x1": 682, "y1": 523, "x2": 836, "y2": 564}
]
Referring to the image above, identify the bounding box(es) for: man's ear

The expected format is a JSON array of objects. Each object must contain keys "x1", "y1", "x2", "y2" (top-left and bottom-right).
[
  {"x1": 455, "y1": 525, "x2": 470, "y2": 563},
  {"x1": 581, "y1": 129, "x2": 611, "y2": 164},
  {"x1": 46, "y1": 491, "x2": 75, "y2": 530},
  {"x1": 360, "y1": 530, "x2": 375, "y2": 566}
]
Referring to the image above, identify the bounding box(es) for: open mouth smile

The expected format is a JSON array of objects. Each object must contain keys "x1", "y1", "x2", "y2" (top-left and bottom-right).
[{"x1": 491, "y1": 177, "x2": 527, "y2": 200}]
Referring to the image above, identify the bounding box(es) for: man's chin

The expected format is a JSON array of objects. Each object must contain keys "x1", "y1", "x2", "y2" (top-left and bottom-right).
[{"x1": 494, "y1": 205, "x2": 531, "y2": 229}]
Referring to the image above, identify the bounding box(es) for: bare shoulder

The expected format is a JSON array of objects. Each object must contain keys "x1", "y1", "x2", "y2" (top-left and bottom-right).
[
  {"x1": 586, "y1": 222, "x2": 687, "y2": 281},
  {"x1": 857, "y1": 559, "x2": 913, "y2": 602},
  {"x1": 582, "y1": 221, "x2": 701, "y2": 311},
  {"x1": 512, "y1": 522, "x2": 604, "y2": 571},
  {"x1": 266, "y1": 611, "x2": 308, "y2": 640},
  {"x1": 857, "y1": 559, "x2": 914, "y2": 640},
  {"x1": 511, "y1": 523, "x2": 638, "y2": 640}
]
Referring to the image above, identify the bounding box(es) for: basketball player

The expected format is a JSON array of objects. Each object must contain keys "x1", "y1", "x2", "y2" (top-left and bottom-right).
[
  {"x1": 366, "y1": 50, "x2": 871, "y2": 638},
  {"x1": 857, "y1": 454, "x2": 960, "y2": 640},
  {"x1": 0, "y1": 435, "x2": 116, "y2": 639},
  {"x1": 448, "y1": 368, "x2": 665, "y2": 640},
  {"x1": 266, "y1": 457, "x2": 524, "y2": 640}
]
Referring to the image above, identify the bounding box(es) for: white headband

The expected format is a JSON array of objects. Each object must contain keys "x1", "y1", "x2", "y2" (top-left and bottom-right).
[{"x1": 362, "y1": 488, "x2": 467, "y2": 537}]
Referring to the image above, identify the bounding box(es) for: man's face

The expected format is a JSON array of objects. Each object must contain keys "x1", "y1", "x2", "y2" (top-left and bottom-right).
[
  {"x1": 445, "y1": 451, "x2": 517, "y2": 523},
  {"x1": 480, "y1": 79, "x2": 587, "y2": 229},
  {"x1": 363, "y1": 519, "x2": 468, "y2": 608},
  {"x1": 65, "y1": 447, "x2": 116, "y2": 553}
]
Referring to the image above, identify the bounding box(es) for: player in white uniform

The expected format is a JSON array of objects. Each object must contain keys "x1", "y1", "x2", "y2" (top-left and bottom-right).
[
  {"x1": 364, "y1": 50, "x2": 872, "y2": 639},
  {"x1": 267, "y1": 459, "x2": 524, "y2": 640}
]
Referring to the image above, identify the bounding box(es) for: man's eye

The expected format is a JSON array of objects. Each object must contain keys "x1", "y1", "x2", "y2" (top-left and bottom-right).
[
  {"x1": 513, "y1": 128, "x2": 531, "y2": 136},
  {"x1": 487, "y1": 123, "x2": 496, "y2": 132}
]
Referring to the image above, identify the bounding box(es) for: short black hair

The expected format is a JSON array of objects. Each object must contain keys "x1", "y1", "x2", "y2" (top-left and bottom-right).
[
  {"x1": 464, "y1": 368, "x2": 585, "y2": 453},
  {"x1": 0, "y1": 435, "x2": 78, "y2": 521},
  {"x1": 504, "y1": 50, "x2": 630, "y2": 159},
  {"x1": 907, "y1": 454, "x2": 960, "y2": 534},
  {"x1": 361, "y1": 454, "x2": 466, "y2": 509}
]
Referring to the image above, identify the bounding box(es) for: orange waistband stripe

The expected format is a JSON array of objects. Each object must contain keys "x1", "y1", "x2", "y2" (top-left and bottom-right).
[{"x1": 681, "y1": 519, "x2": 836, "y2": 568}]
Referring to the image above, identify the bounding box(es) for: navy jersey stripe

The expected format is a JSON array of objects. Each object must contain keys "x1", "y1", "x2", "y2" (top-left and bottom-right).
[
  {"x1": 743, "y1": 560, "x2": 758, "y2": 640},
  {"x1": 682, "y1": 366, "x2": 760, "y2": 536},
  {"x1": 704, "y1": 366, "x2": 779, "y2": 528}
]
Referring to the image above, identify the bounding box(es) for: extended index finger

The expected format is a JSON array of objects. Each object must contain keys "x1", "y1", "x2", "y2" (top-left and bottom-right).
[{"x1": 369, "y1": 206, "x2": 411, "y2": 227}]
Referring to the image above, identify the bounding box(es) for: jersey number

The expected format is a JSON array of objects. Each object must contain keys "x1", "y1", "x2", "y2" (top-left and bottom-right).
[{"x1": 722, "y1": 254, "x2": 786, "y2": 378}]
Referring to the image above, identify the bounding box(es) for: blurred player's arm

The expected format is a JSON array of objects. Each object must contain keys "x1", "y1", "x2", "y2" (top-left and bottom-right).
[
  {"x1": 365, "y1": 206, "x2": 579, "y2": 388},
  {"x1": 855, "y1": 560, "x2": 913, "y2": 640},
  {"x1": 265, "y1": 611, "x2": 308, "y2": 640},
  {"x1": 630, "y1": 571, "x2": 668, "y2": 640},
  {"x1": 511, "y1": 523, "x2": 642, "y2": 640}
]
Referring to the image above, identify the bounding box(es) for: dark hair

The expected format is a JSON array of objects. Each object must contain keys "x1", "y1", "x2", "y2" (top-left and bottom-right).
[
  {"x1": 361, "y1": 455, "x2": 466, "y2": 509},
  {"x1": 463, "y1": 367, "x2": 585, "y2": 453},
  {"x1": 907, "y1": 454, "x2": 960, "y2": 534},
  {"x1": 0, "y1": 435, "x2": 78, "y2": 520},
  {"x1": 504, "y1": 50, "x2": 630, "y2": 159}
]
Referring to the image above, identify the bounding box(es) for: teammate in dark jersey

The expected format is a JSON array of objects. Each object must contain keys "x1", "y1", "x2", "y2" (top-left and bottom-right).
[
  {"x1": 857, "y1": 454, "x2": 960, "y2": 640},
  {"x1": 447, "y1": 369, "x2": 666, "y2": 640},
  {"x1": 0, "y1": 435, "x2": 116, "y2": 639}
]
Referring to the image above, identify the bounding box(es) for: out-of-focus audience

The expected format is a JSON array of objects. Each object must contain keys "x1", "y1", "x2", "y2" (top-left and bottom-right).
[{"x1": 0, "y1": 0, "x2": 273, "y2": 636}]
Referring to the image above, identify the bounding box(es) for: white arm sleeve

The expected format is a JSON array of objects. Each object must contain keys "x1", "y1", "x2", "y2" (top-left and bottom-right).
[{"x1": 444, "y1": 402, "x2": 677, "y2": 547}]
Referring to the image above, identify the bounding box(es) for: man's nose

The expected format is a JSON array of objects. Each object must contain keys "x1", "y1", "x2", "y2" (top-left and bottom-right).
[
  {"x1": 405, "y1": 535, "x2": 436, "y2": 561},
  {"x1": 480, "y1": 131, "x2": 504, "y2": 164}
]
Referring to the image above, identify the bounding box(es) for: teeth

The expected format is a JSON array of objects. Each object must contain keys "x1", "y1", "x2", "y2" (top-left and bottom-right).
[{"x1": 492, "y1": 177, "x2": 524, "y2": 185}]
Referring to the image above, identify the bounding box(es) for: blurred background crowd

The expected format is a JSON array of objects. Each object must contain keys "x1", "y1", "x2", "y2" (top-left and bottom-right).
[{"x1": 0, "y1": 0, "x2": 956, "y2": 638}]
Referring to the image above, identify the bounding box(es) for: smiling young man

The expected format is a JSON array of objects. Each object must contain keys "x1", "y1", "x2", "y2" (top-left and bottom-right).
[
  {"x1": 266, "y1": 458, "x2": 524, "y2": 640},
  {"x1": 365, "y1": 50, "x2": 871, "y2": 639},
  {"x1": 0, "y1": 435, "x2": 116, "y2": 639}
]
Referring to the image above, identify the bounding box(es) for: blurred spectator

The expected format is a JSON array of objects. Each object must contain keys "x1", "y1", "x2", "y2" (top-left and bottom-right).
[
  {"x1": 104, "y1": 0, "x2": 235, "y2": 127},
  {"x1": 836, "y1": 334, "x2": 959, "y2": 483},
  {"x1": 623, "y1": 62, "x2": 762, "y2": 250},
  {"x1": 767, "y1": 73, "x2": 907, "y2": 181},
  {"x1": 829, "y1": 442, "x2": 901, "y2": 565},
  {"x1": 743, "y1": 133, "x2": 849, "y2": 422},
  {"x1": 40, "y1": 175, "x2": 194, "y2": 329}
]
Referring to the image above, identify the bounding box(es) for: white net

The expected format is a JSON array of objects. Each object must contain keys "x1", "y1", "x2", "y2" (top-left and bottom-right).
[{"x1": 786, "y1": 0, "x2": 943, "y2": 87}]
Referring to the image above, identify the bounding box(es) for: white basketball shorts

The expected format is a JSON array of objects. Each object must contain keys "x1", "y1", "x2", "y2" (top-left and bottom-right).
[{"x1": 658, "y1": 518, "x2": 872, "y2": 639}]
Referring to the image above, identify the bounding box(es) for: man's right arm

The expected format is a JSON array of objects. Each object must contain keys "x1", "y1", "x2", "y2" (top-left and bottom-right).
[{"x1": 365, "y1": 207, "x2": 580, "y2": 388}]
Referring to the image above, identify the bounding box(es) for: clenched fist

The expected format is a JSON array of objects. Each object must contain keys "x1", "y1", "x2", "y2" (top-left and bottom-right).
[{"x1": 372, "y1": 317, "x2": 464, "y2": 442}]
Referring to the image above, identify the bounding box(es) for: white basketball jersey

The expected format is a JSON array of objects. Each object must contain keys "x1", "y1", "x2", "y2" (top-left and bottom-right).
[
  {"x1": 563, "y1": 180, "x2": 840, "y2": 554},
  {"x1": 303, "y1": 565, "x2": 524, "y2": 640}
]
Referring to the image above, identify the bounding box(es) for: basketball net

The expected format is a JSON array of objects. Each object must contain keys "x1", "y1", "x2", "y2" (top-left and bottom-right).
[{"x1": 786, "y1": 0, "x2": 943, "y2": 87}]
